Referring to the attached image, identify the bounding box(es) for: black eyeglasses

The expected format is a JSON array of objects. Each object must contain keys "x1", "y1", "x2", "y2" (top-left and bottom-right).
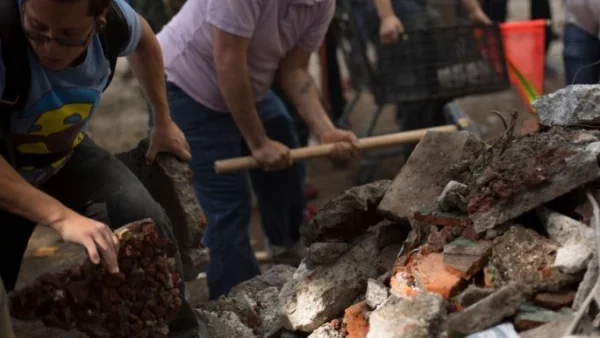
[{"x1": 21, "y1": 6, "x2": 96, "y2": 47}]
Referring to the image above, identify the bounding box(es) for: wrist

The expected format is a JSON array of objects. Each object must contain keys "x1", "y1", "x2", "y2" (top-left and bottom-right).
[
  {"x1": 247, "y1": 133, "x2": 269, "y2": 151},
  {"x1": 41, "y1": 204, "x2": 72, "y2": 231},
  {"x1": 152, "y1": 106, "x2": 173, "y2": 127}
]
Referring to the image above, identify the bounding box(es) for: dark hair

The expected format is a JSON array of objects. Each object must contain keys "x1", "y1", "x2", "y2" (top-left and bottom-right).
[{"x1": 51, "y1": 0, "x2": 114, "y2": 17}]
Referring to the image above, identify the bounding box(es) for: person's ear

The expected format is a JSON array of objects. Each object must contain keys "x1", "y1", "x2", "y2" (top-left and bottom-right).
[{"x1": 95, "y1": 18, "x2": 107, "y2": 32}]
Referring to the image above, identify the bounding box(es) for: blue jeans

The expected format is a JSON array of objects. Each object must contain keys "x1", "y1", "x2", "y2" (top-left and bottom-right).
[
  {"x1": 563, "y1": 23, "x2": 600, "y2": 85},
  {"x1": 162, "y1": 82, "x2": 306, "y2": 299}
]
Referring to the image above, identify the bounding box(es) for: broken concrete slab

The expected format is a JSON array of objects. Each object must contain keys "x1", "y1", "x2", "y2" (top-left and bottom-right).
[
  {"x1": 301, "y1": 180, "x2": 392, "y2": 245},
  {"x1": 344, "y1": 301, "x2": 370, "y2": 338},
  {"x1": 445, "y1": 283, "x2": 529, "y2": 336},
  {"x1": 532, "y1": 84, "x2": 600, "y2": 127},
  {"x1": 454, "y1": 287, "x2": 495, "y2": 309},
  {"x1": 490, "y1": 226, "x2": 579, "y2": 291},
  {"x1": 519, "y1": 314, "x2": 574, "y2": 338},
  {"x1": 280, "y1": 235, "x2": 380, "y2": 332},
  {"x1": 305, "y1": 243, "x2": 350, "y2": 268},
  {"x1": 366, "y1": 292, "x2": 446, "y2": 338},
  {"x1": 468, "y1": 129, "x2": 600, "y2": 233},
  {"x1": 438, "y1": 180, "x2": 469, "y2": 212},
  {"x1": 117, "y1": 139, "x2": 207, "y2": 281},
  {"x1": 443, "y1": 239, "x2": 492, "y2": 279},
  {"x1": 554, "y1": 243, "x2": 593, "y2": 274},
  {"x1": 379, "y1": 131, "x2": 484, "y2": 223},
  {"x1": 307, "y1": 323, "x2": 344, "y2": 338},
  {"x1": 366, "y1": 279, "x2": 389, "y2": 309}
]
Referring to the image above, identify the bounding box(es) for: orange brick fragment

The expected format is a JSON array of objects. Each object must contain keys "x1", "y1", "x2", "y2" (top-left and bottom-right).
[
  {"x1": 344, "y1": 301, "x2": 369, "y2": 338},
  {"x1": 390, "y1": 271, "x2": 419, "y2": 298},
  {"x1": 411, "y1": 253, "x2": 464, "y2": 299},
  {"x1": 534, "y1": 290, "x2": 576, "y2": 310}
]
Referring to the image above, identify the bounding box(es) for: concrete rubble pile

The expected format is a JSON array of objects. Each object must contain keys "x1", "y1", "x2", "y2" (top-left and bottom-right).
[
  {"x1": 196, "y1": 84, "x2": 600, "y2": 338},
  {"x1": 10, "y1": 220, "x2": 182, "y2": 338}
]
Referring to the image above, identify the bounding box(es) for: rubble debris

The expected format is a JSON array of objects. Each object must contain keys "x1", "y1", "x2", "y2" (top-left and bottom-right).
[
  {"x1": 443, "y1": 239, "x2": 492, "y2": 279},
  {"x1": 519, "y1": 314, "x2": 574, "y2": 338},
  {"x1": 454, "y1": 287, "x2": 495, "y2": 309},
  {"x1": 438, "y1": 180, "x2": 469, "y2": 212},
  {"x1": 308, "y1": 323, "x2": 344, "y2": 338},
  {"x1": 389, "y1": 270, "x2": 420, "y2": 298},
  {"x1": 414, "y1": 209, "x2": 472, "y2": 227},
  {"x1": 368, "y1": 220, "x2": 409, "y2": 249},
  {"x1": 532, "y1": 84, "x2": 600, "y2": 127},
  {"x1": 489, "y1": 226, "x2": 579, "y2": 291},
  {"x1": 196, "y1": 309, "x2": 255, "y2": 338},
  {"x1": 555, "y1": 243, "x2": 593, "y2": 274},
  {"x1": 306, "y1": 243, "x2": 350, "y2": 267},
  {"x1": 302, "y1": 180, "x2": 391, "y2": 245},
  {"x1": 411, "y1": 253, "x2": 464, "y2": 299},
  {"x1": 465, "y1": 323, "x2": 520, "y2": 338},
  {"x1": 117, "y1": 139, "x2": 208, "y2": 281},
  {"x1": 573, "y1": 258, "x2": 598, "y2": 310},
  {"x1": 376, "y1": 245, "x2": 402, "y2": 276},
  {"x1": 366, "y1": 293, "x2": 446, "y2": 338},
  {"x1": 11, "y1": 220, "x2": 182, "y2": 338},
  {"x1": 379, "y1": 131, "x2": 484, "y2": 223},
  {"x1": 534, "y1": 290, "x2": 577, "y2": 310},
  {"x1": 468, "y1": 128, "x2": 600, "y2": 234},
  {"x1": 280, "y1": 235, "x2": 380, "y2": 332},
  {"x1": 514, "y1": 303, "x2": 569, "y2": 331},
  {"x1": 365, "y1": 279, "x2": 389, "y2": 309},
  {"x1": 445, "y1": 283, "x2": 529, "y2": 336},
  {"x1": 344, "y1": 301, "x2": 370, "y2": 338}
]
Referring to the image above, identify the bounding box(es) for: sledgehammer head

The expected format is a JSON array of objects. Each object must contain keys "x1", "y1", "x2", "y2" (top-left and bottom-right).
[{"x1": 443, "y1": 102, "x2": 486, "y2": 137}]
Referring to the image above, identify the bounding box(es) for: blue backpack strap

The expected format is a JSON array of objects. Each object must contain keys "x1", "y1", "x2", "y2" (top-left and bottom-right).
[{"x1": 100, "y1": 1, "x2": 130, "y2": 92}]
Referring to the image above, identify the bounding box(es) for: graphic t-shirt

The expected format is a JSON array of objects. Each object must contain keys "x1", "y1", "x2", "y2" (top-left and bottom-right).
[{"x1": 0, "y1": 0, "x2": 141, "y2": 185}]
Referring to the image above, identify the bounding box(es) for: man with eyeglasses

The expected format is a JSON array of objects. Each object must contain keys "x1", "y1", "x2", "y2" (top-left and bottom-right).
[{"x1": 0, "y1": 0, "x2": 198, "y2": 336}]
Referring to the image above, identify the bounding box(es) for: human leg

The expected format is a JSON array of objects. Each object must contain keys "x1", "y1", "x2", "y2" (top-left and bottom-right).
[
  {"x1": 162, "y1": 82, "x2": 259, "y2": 300},
  {"x1": 563, "y1": 24, "x2": 600, "y2": 85}
]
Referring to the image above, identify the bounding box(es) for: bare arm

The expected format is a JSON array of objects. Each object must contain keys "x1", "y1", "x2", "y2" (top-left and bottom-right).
[
  {"x1": 277, "y1": 47, "x2": 335, "y2": 138},
  {"x1": 212, "y1": 27, "x2": 267, "y2": 150}
]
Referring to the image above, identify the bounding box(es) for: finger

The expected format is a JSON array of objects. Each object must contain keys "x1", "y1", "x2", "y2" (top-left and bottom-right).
[
  {"x1": 94, "y1": 233, "x2": 120, "y2": 274},
  {"x1": 145, "y1": 146, "x2": 158, "y2": 165},
  {"x1": 82, "y1": 237, "x2": 101, "y2": 265},
  {"x1": 101, "y1": 226, "x2": 120, "y2": 258},
  {"x1": 176, "y1": 148, "x2": 192, "y2": 162}
]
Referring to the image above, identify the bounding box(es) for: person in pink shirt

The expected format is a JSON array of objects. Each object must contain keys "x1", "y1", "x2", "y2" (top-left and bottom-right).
[{"x1": 155, "y1": 0, "x2": 358, "y2": 299}]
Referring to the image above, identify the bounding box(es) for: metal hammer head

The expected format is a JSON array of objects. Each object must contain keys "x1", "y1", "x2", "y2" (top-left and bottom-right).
[{"x1": 443, "y1": 102, "x2": 486, "y2": 137}]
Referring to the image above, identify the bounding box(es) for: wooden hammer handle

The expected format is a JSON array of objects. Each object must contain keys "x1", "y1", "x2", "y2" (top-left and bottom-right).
[{"x1": 214, "y1": 124, "x2": 458, "y2": 174}]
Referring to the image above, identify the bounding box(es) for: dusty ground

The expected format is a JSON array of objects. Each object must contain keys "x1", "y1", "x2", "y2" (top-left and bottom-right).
[{"x1": 12, "y1": 0, "x2": 567, "y2": 336}]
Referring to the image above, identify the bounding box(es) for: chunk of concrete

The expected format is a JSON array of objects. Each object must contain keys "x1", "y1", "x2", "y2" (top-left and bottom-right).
[
  {"x1": 438, "y1": 180, "x2": 469, "y2": 212},
  {"x1": 554, "y1": 243, "x2": 593, "y2": 274},
  {"x1": 379, "y1": 131, "x2": 484, "y2": 223},
  {"x1": 445, "y1": 283, "x2": 529, "y2": 336},
  {"x1": 117, "y1": 138, "x2": 207, "y2": 281},
  {"x1": 280, "y1": 235, "x2": 380, "y2": 332},
  {"x1": 454, "y1": 287, "x2": 495, "y2": 308},
  {"x1": 366, "y1": 293, "x2": 446, "y2": 338},
  {"x1": 196, "y1": 310, "x2": 255, "y2": 338},
  {"x1": 490, "y1": 226, "x2": 578, "y2": 291},
  {"x1": 366, "y1": 279, "x2": 389, "y2": 309},
  {"x1": 532, "y1": 84, "x2": 600, "y2": 127},
  {"x1": 468, "y1": 135, "x2": 600, "y2": 234},
  {"x1": 536, "y1": 207, "x2": 595, "y2": 246},
  {"x1": 306, "y1": 243, "x2": 350, "y2": 268},
  {"x1": 308, "y1": 323, "x2": 344, "y2": 338},
  {"x1": 302, "y1": 180, "x2": 391, "y2": 245}
]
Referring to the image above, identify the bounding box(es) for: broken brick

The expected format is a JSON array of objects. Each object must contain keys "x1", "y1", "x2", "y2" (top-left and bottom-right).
[
  {"x1": 533, "y1": 291, "x2": 576, "y2": 311},
  {"x1": 414, "y1": 209, "x2": 473, "y2": 227},
  {"x1": 344, "y1": 301, "x2": 369, "y2": 338},
  {"x1": 410, "y1": 253, "x2": 464, "y2": 299},
  {"x1": 443, "y1": 239, "x2": 492, "y2": 279},
  {"x1": 389, "y1": 271, "x2": 419, "y2": 298},
  {"x1": 514, "y1": 303, "x2": 566, "y2": 331}
]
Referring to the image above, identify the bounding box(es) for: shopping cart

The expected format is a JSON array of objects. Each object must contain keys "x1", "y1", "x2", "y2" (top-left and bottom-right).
[{"x1": 331, "y1": 0, "x2": 512, "y2": 184}]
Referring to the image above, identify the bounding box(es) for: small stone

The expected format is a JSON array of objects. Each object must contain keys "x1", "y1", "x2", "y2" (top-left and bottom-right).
[
  {"x1": 306, "y1": 243, "x2": 350, "y2": 267},
  {"x1": 366, "y1": 293, "x2": 446, "y2": 338},
  {"x1": 445, "y1": 283, "x2": 529, "y2": 336},
  {"x1": 554, "y1": 243, "x2": 593, "y2": 274},
  {"x1": 438, "y1": 181, "x2": 469, "y2": 212},
  {"x1": 308, "y1": 323, "x2": 344, "y2": 338},
  {"x1": 534, "y1": 291, "x2": 576, "y2": 310},
  {"x1": 302, "y1": 181, "x2": 391, "y2": 245},
  {"x1": 365, "y1": 279, "x2": 389, "y2": 309},
  {"x1": 411, "y1": 253, "x2": 464, "y2": 299},
  {"x1": 454, "y1": 287, "x2": 495, "y2": 308},
  {"x1": 344, "y1": 301, "x2": 370, "y2": 338},
  {"x1": 532, "y1": 84, "x2": 600, "y2": 127},
  {"x1": 536, "y1": 207, "x2": 595, "y2": 246}
]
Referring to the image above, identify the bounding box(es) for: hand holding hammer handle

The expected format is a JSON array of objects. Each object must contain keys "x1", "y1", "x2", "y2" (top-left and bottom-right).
[{"x1": 214, "y1": 124, "x2": 458, "y2": 174}]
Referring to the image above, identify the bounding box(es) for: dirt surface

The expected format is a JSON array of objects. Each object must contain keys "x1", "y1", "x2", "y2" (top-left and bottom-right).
[{"x1": 13, "y1": 0, "x2": 567, "y2": 336}]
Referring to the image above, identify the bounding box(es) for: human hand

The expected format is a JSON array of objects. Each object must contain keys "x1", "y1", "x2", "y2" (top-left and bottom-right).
[
  {"x1": 251, "y1": 138, "x2": 293, "y2": 171},
  {"x1": 147, "y1": 118, "x2": 192, "y2": 164},
  {"x1": 319, "y1": 129, "x2": 359, "y2": 161},
  {"x1": 379, "y1": 15, "x2": 404, "y2": 44},
  {"x1": 50, "y1": 211, "x2": 120, "y2": 274},
  {"x1": 469, "y1": 8, "x2": 493, "y2": 25}
]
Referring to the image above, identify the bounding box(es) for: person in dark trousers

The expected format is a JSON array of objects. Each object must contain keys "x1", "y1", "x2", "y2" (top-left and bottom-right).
[
  {"x1": 563, "y1": 0, "x2": 600, "y2": 85},
  {"x1": 0, "y1": 0, "x2": 198, "y2": 336}
]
